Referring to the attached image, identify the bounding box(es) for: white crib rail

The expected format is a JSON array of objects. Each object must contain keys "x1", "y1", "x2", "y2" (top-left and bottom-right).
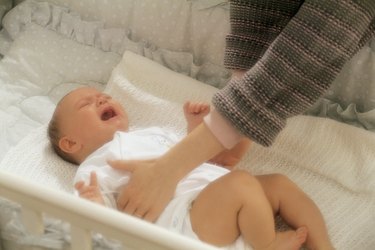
[{"x1": 0, "y1": 171, "x2": 219, "y2": 250}]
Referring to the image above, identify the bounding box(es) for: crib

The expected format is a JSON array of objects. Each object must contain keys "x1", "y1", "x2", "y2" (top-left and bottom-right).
[
  {"x1": 0, "y1": 1, "x2": 374, "y2": 249},
  {"x1": 0, "y1": 171, "x2": 220, "y2": 250}
]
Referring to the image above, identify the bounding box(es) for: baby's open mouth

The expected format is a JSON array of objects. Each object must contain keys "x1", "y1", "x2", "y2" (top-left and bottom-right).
[{"x1": 101, "y1": 107, "x2": 117, "y2": 121}]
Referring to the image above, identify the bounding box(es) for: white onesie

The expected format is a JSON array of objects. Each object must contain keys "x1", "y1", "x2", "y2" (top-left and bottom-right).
[{"x1": 74, "y1": 127, "x2": 250, "y2": 250}]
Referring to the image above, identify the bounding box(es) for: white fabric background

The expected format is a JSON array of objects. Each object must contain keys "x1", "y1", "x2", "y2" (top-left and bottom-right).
[{"x1": 1, "y1": 51, "x2": 374, "y2": 249}]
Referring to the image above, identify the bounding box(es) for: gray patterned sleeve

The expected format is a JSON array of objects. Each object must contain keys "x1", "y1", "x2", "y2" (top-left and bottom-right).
[{"x1": 214, "y1": 0, "x2": 375, "y2": 146}]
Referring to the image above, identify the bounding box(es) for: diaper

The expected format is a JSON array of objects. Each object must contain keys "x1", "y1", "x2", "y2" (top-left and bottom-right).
[{"x1": 156, "y1": 190, "x2": 253, "y2": 250}]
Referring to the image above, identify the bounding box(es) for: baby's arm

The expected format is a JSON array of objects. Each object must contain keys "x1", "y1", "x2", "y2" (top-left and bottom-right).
[
  {"x1": 183, "y1": 101, "x2": 251, "y2": 169},
  {"x1": 75, "y1": 171, "x2": 105, "y2": 205},
  {"x1": 209, "y1": 139, "x2": 251, "y2": 169},
  {"x1": 183, "y1": 101, "x2": 210, "y2": 133}
]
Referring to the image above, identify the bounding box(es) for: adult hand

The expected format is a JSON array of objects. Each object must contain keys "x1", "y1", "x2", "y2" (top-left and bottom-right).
[
  {"x1": 108, "y1": 123, "x2": 227, "y2": 222},
  {"x1": 108, "y1": 159, "x2": 178, "y2": 222}
]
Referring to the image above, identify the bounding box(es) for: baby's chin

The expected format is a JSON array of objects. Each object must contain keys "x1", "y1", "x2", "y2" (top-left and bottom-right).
[
  {"x1": 112, "y1": 119, "x2": 129, "y2": 132},
  {"x1": 117, "y1": 126, "x2": 129, "y2": 132},
  {"x1": 79, "y1": 135, "x2": 114, "y2": 163}
]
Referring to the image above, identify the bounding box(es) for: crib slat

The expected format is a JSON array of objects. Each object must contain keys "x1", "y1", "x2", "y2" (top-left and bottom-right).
[
  {"x1": 21, "y1": 207, "x2": 44, "y2": 235},
  {"x1": 0, "y1": 171, "x2": 219, "y2": 250},
  {"x1": 71, "y1": 226, "x2": 92, "y2": 250}
]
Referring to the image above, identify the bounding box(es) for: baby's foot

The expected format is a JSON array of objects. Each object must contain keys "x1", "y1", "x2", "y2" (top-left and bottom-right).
[
  {"x1": 274, "y1": 227, "x2": 308, "y2": 250},
  {"x1": 258, "y1": 227, "x2": 308, "y2": 250}
]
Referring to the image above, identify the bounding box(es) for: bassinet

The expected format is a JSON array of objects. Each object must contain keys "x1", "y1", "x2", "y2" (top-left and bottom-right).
[{"x1": 0, "y1": 1, "x2": 374, "y2": 249}]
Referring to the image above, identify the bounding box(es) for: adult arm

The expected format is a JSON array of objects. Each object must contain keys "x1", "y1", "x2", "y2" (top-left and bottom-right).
[
  {"x1": 109, "y1": 123, "x2": 225, "y2": 222},
  {"x1": 111, "y1": 0, "x2": 375, "y2": 221},
  {"x1": 211, "y1": 0, "x2": 375, "y2": 147},
  {"x1": 184, "y1": 101, "x2": 251, "y2": 169}
]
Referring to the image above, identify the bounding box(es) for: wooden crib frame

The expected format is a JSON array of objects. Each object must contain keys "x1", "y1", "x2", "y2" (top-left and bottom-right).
[{"x1": 0, "y1": 171, "x2": 219, "y2": 250}]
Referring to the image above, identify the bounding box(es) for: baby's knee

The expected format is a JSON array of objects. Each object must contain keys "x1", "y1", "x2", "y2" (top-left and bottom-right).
[
  {"x1": 269, "y1": 173, "x2": 298, "y2": 191},
  {"x1": 226, "y1": 170, "x2": 262, "y2": 192},
  {"x1": 271, "y1": 173, "x2": 290, "y2": 183}
]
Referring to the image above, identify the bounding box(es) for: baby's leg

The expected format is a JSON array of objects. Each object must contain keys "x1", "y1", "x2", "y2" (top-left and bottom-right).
[
  {"x1": 256, "y1": 174, "x2": 334, "y2": 250},
  {"x1": 190, "y1": 170, "x2": 307, "y2": 249}
]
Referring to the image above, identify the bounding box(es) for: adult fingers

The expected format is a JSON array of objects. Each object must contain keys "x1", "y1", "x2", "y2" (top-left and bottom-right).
[
  {"x1": 123, "y1": 199, "x2": 155, "y2": 222},
  {"x1": 132, "y1": 207, "x2": 148, "y2": 220},
  {"x1": 121, "y1": 193, "x2": 170, "y2": 222},
  {"x1": 117, "y1": 187, "x2": 150, "y2": 219},
  {"x1": 116, "y1": 187, "x2": 130, "y2": 211},
  {"x1": 109, "y1": 159, "x2": 156, "y2": 171},
  {"x1": 143, "y1": 206, "x2": 163, "y2": 222},
  {"x1": 107, "y1": 159, "x2": 136, "y2": 172}
]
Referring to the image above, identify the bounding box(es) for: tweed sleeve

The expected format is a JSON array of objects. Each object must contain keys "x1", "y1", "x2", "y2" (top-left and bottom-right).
[
  {"x1": 224, "y1": 0, "x2": 302, "y2": 70},
  {"x1": 214, "y1": 0, "x2": 375, "y2": 147}
]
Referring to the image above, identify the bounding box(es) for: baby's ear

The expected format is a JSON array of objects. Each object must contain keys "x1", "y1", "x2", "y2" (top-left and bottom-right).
[{"x1": 59, "y1": 136, "x2": 81, "y2": 154}]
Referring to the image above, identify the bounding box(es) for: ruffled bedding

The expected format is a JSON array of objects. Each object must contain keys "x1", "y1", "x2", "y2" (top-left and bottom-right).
[
  {"x1": 0, "y1": 0, "x2": 374, "y2": 142},
  {"x1": 0, "y1": 1, "x2": 374, "y2": 249},
  {"x1": 0, "y1": 0, "x2": 231, "y2": 162},
  {"x1": 0, "y1": 0, "x2": 231, "y2": 88},
  {"x1": 305, "y1": 39, "x2": 375, "y2": 131},
  {"x1": 1, "y1": 50, "x2": 375, "y2": 249}
]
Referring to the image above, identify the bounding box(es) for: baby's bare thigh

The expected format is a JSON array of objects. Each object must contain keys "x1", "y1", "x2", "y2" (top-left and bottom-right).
[{"x1": 189, "y1": 170, "x2": 255, "y2": 246}]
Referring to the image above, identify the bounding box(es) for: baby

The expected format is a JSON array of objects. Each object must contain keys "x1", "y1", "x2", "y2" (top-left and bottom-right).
[{"x1": 48, "y1": 87, "x2": 334, "y2": 250}]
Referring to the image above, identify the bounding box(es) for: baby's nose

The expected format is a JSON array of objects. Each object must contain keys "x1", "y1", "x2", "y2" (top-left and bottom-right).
[{"x1": 97, "y1": 96, "x2": 107, "y2": 106}]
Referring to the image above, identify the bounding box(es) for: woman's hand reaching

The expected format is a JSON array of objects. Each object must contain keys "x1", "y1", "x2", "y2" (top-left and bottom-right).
[
  {"x1": 108, "y1": 158, "x2": 179, "y2": 222},
  {"x1": 108, "y1": 122, "x2": 227, "y2": 222}
]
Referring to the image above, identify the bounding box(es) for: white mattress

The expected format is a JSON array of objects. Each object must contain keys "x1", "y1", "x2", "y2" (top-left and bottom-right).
[
  {"x1": 1, "y1": 1, "x2": 375, "y2": 250},
  {"x1": 1, "y1": 50, "x2": 375, "y2": 249},
  {"x1": 0, "y1": 24, "x2": 120, "y2": 161},
  {"x1": 0, "y1": 0, "x2": 235, "y2": 164}
]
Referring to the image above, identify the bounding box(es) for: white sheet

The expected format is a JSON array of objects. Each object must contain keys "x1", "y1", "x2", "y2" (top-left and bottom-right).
[
  {"x1": 0, "y1": 0, "x2": 232, "y2": 164},
  {"x1": 0, "y1": 22, "x2": 121, "y2": 160},
  {"x1": 243, "y1": 117, "x2": 375, "y2": 249},
  {"x1": 0, "y1": 1, "x2": 374, "y2": 249},
  {"x1": 0, "y1": 4, "x2": 229, "y2": 248},
  {"x1": 101, "y1": 52, "x2": 375, "y2": 250},
  {"x1": 1, "y1": 51, "x2": 375, "y2": 249}
]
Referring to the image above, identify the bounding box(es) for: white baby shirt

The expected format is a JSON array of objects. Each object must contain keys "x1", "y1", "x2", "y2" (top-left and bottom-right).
[{"x1": 73, "y1": 127, "x2": 230, "y2": 231}]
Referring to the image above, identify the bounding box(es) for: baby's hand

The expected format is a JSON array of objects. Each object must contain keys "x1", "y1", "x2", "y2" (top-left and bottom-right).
[
  {"x1": 183, "y1": 101, "x2": 210, "y2": 132},
  {"x1": 75, "y1": 172, "x2": 105, "y2": 205}
]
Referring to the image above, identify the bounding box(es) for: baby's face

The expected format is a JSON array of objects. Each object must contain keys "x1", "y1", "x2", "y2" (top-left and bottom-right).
[{"x1": 57, "y1": 87, "x2": 129, "y2": 158}]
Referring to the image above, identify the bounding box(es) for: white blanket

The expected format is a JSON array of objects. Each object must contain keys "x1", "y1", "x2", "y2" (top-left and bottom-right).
[
  {"x1": 243, "y1": 116, "x2": 375, "y2": 249},
  {"x1": 1, "y1": 51, "x2": 375, "y2": 249}
]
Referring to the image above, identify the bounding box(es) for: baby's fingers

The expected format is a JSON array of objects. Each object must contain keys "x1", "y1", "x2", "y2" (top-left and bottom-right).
[
  {"x1": 80, "y1": 188, "x2": 98, "y2": 198},
  {"x1": 198, "y1": 102, "x2": 210, "y2": 113},
  {"x1": 183, "y1": 101, "x2": 190, "y2": 111},
  {"x1": 89, "y1": 171, "x2": 98, "y2": 187},
  {"x1": 192, "y1": 102, "x2": 209, "y2": 113},
  {"x1": 74, "y1": 181, "x2": 85, "y2": 191}
]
